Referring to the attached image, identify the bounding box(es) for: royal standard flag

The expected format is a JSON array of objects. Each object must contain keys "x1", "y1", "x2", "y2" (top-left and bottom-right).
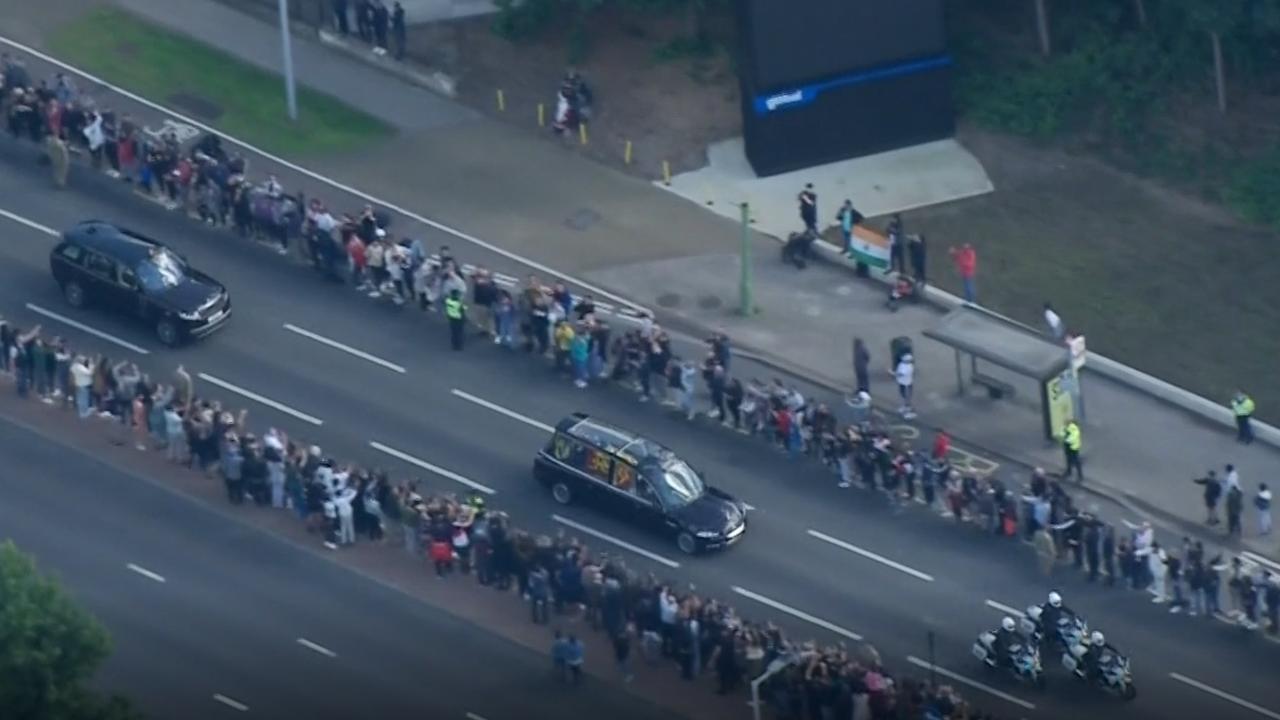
[{"x1": 851, "y1": 225, "x2": 890, "y2": 270}]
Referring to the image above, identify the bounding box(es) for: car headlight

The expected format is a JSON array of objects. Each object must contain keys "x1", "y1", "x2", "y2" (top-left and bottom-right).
[
  {"x1": 695, "y1": 530, "x2": 721, "y2": 539},
  {"x1": 178, "y1": 310, "x2": 202, "y2": 321}
]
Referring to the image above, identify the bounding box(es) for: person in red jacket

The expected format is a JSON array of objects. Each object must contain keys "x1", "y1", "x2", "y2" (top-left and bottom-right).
[
  {"x1": 932, "y1": 429, "x2": 951, "y2": 461},
  {"x1": 949, "y1": 244, "x2": 977, "y2": 302}
]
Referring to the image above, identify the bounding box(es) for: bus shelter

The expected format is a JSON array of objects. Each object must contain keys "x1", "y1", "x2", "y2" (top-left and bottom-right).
[{"x1": 923, "y1": 305, "x2": 1073, "y2": 442}]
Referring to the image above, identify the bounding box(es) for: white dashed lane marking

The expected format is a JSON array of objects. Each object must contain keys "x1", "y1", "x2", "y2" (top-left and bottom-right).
[
  {"x1": 196, "y1": 373, "x2": 324, "y2": 426},
  {"x1": 125, "y1": 563, "x2": 166, "y2": 583},
  {"x1": 26, "y1": 303, "x2": 151, "y2": 355},
  {"x1": 282, "y1": 324, "x2": 407, "y2": 374},
  {"x1": 368, "y1": 441, "x2": 495, "y2": 495}
]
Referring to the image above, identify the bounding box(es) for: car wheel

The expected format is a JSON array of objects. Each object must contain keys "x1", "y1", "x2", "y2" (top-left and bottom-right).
[
  {"x1": 551, "y1": 482, "x2": 572, "y2": 505},
  {"x1": 155, "y1": 318, "x2": 180, "y2": 347},
  {"x1": 676, "y1": 532, "x2": 698, "y2": 555},
  {"x1": 63, "y1": 280, "x2": 85, "y2": 308}
]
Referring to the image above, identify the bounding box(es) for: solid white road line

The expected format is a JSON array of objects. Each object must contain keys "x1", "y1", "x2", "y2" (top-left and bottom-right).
[
  {"x1": 550, "y1": 514, "x2": 681, "y2": 569},
  {"x1": 905, "y1": 656, "x2": 1036, "y2": 711},
  {"x1": 0, "y1": 35, "x2": 651, "y2": 320},
  {"x1": 0, "y1": 208, "x2": 58, "y2": 237},
  {"x1": 730, "y1": 586, "x2": 863, "y2": 642},
  {"x1": 25, "y1": 303, "x2": 151, "y2": 355},
  {"x1": 196, "y1": 373, "x2": 324, "y2": 426},
  {"x1": 806, "y1": 529, "x2": 935, "y2": 582},
  {"x1": 450, "y1": 389, "x2": 555, "y2": 433},
  {"x1": 125, "y1": 563, "x2": 166, "y2": 583},
  {"x1": 296, "y1": 637, "x2": 338, "y2": 658},
  {"x1": 1169, "y1": 672, "x2": 1280, "y2": 720},
  {"x1": 368, "y1": 441, "x2": 495, "y2": 495},
  {"x1": 465, "y1": 713, "x2": 489, "y2": 720},
  {"x1": 985, "y1": 599, "x2": 1026, "y2": 618},
  {"x1": 282, "y1": 324, "x2": 407, "y2": 374},
  {"x1": 212, "y1": 694, "x2": 249, "y2": 712}
]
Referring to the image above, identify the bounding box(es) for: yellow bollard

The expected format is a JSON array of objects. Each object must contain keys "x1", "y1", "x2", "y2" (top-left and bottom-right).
[
  {"x1": 624, "y1": 140, "x2": 633, "y2": 165},
  {"x1": 662, "y1": 160, "x2": 672, "y2": 186},
  {"x1": 537, "y1": 103, "x2": 545, "y2": 127},
  {"x1": 496, "y1": 89, "x2": 505, "y2": 112},
  {"x1": 579, "y1": 123, "x2": 588, "y2": 145}
]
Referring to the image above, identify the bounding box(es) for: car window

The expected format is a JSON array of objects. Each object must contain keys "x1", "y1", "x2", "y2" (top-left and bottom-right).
[
  {"x1": 643, "y1": 459, "x2": 706, "y2": 507},
  {"x1": 84, "y1": 252, "x2": 116, "y2": 279},
  {"x1": 57, "y1": 244, "x2": 84, "y2": 264},
  {"x1": 135, "y1": 249, "x2": 187, "y2": 292},
  {"x1": 634, "y1": 476, "x2": 658, "y2": 505}
]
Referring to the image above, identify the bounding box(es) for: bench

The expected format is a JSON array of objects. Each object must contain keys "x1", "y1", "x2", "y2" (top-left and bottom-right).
[{"x1": 972, "y1": 371, "x2": 1015, "y2": 400}]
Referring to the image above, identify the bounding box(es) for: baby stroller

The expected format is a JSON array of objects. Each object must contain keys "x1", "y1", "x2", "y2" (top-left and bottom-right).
[
  {"x1": 886, "y1": 274, "x2": 922, "y2": 311},
  {"x1": 781, "y1": 229, "x2": 817, "y2": 269}
]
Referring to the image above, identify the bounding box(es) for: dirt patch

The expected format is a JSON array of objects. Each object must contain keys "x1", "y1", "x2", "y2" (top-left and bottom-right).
[{"x1": 408, "y1": 6, "x2": 741, "y2": 180}]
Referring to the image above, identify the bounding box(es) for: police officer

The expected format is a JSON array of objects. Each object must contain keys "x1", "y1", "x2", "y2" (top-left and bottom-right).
[
  {"x1": 1231, "y1": 390, "x2": 1256, "y2": 444},
  {"x1": 1061, "y1": 419, "x2": 1083, "y2": 482},
  {"x1": 444, "y1": 289, "x2": 466, "y2": 351}
]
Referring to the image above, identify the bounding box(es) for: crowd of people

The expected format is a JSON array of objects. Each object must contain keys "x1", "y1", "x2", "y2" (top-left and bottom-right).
[
  {"x1": 5, "y1": 49, "x2": 1280, "y2": 718},
  {"x1": 0, "y1": 326, "x2": 1001, "y2": 720}
]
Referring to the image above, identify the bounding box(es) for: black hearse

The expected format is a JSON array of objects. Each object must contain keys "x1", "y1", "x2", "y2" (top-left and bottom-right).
[
  {"x1": 50, "y1": 221, "x2": 230, "y2": 346},
  {"x1": 534, "y1": 413, "x2": 747, "y2": 555}
]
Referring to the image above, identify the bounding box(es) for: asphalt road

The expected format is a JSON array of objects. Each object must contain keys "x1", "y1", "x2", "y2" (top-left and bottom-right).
[
  {"x1": 0, "y1": 415, "x2": 687, "y2": 720},
  {"x1": 1, "y1": 142, "x2": 1278, "y2": 720}
]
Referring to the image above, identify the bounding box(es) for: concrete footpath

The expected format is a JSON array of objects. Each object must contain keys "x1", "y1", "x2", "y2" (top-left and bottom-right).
[{"x1": 5, "y1": 0, "x2": 1280, "y2": 564}]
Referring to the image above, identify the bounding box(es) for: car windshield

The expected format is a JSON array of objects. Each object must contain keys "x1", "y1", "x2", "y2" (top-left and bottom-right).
[
  {"x1": 649, "y1": 458, "x2": 705, "y2": 507},
  {"x1": 136, "y1": 249, "x2": 187, "y2": 292}
]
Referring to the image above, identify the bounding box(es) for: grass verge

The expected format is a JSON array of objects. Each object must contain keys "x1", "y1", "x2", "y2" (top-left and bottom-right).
[{"x1": 48, "y1": 6, "x2": 391, "y2": 156}]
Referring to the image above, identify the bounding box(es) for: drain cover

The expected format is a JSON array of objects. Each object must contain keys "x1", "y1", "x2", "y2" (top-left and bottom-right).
[
  {"x1": 697, "y1": 295, "x2": 723, "y2": 310},
  {"x1": 656, "y1": 293, "x2": 681, "y2": 308}
]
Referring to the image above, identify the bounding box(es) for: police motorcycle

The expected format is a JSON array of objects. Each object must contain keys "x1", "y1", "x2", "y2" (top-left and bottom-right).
[
  {"x1": 1021, "y1": 593, "x2": 1088, "y2": 654},
  {"x1": 1062, "y1": 631, "x2": 1137, "y2": 701},
  {"x1": 972, "y1": 617, "x2": 1046, "y2": 689}
]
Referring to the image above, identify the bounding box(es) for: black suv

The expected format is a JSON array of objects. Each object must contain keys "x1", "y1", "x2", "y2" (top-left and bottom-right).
[
  {"x1": 534, "y1": 413, "x2": 748, "y2": 555},
  {"x1": 50, "y1": 221, "x2": 231, "y2": 346}
]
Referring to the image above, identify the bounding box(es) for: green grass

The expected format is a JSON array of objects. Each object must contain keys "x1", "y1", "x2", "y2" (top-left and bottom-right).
[{"x1": 48, "y1": 7, "x2": 391, "y2": 156}]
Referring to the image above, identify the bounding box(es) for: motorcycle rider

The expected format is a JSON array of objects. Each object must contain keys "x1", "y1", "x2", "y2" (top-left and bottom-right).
[
  {"x1": 988, "y1": 616, "x2": 1021, "y2": 669},
  {"x1": 1081, "y1": 630, "x2": 1121, "y2": 684},
  {"x1": 1038, "y1": 591, "x2": 1078, "y2": 648}
]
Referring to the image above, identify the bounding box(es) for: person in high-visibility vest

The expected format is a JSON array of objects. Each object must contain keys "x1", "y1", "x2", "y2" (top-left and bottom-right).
[
  {"x1": 444, "y1": 289, "x2": 466, "y2": 351},
  {"x1": 1231, "y1": 390, "x2": 1256, "y2": 445},
  {"x1": 1061, "y1": 419, "x2": 1083, "y2": 482}
]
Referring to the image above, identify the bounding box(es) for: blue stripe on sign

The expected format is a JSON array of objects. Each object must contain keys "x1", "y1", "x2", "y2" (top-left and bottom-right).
[{"x1": 752, "y1": 55, "x2": 952, "y2": 115}]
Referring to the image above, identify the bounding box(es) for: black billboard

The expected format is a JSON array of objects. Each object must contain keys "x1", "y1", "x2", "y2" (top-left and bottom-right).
[
  {"x1": 744, "y1": 0, "x2": 948, "y2": 91},
  {"x1": 735, "y1": 0, "x2": 954, "y2": 177}
]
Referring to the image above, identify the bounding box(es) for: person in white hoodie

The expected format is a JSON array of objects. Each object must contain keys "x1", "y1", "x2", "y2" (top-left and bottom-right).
[
  {"x1": 334, "y1": 486, "x2": 357, "y2": 546},
  {"x1": 658, "y1": 587, "x2": 679, "y2": 657},
  {"x1": 263, "y1": 429, "x2": 287, "y2": 509},
  {"x1": 894, "y1": 353, "x2": 915, "y2": 418},
  {"x1": 1149, "y1": 543, "x2": 1168, "y2": 603},
  {"x1": 70, "y1": 355, "x2": 93, "y2": 418},
  {"x1": 1256, "y1": 483, "x2": 1273, "y2": 536}
]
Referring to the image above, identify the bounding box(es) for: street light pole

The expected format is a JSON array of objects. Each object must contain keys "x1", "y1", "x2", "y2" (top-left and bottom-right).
[
  {"x1": 739, "y1": 202, "x2": 753, "y2": 316},
  {"x1": 277, "y1": 0, "x2": 299, "y2": 121}
]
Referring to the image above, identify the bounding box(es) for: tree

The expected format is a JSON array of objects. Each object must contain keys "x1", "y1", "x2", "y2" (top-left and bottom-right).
[{"x1": 0, "y1": 542, "x2": 143, "y2": 720}]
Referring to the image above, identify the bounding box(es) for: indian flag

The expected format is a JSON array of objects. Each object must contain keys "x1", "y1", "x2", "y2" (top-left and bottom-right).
[{"x1": 850, "y1": 226, "x2": 890, "y2": 270}]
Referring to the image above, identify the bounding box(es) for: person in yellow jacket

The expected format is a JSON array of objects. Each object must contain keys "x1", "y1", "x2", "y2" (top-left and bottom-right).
[
  {"x1": 1231, "y1": 390, "x2": 1256, "y2": 445},
  {"x1": 553, "y1": 320, "x2": 575, "y2": 373},
  {"x1": 1061, "y1": 419, "x2": 1083, "y2": 482},
  {"x1": 444, "y1": 290, "x2": 466, "y2": 351}
]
